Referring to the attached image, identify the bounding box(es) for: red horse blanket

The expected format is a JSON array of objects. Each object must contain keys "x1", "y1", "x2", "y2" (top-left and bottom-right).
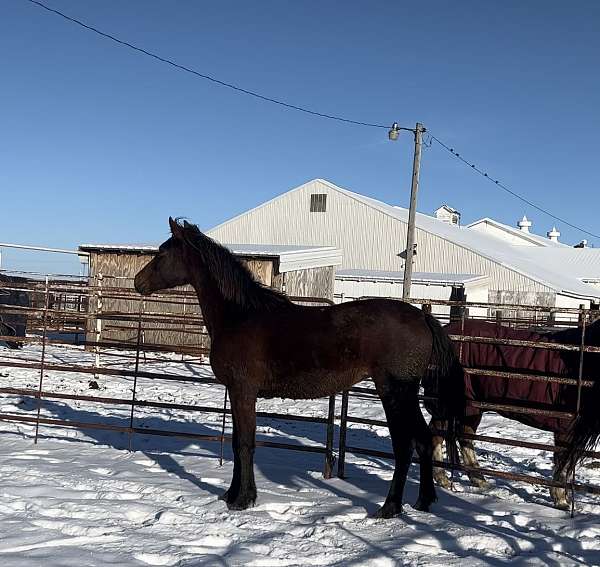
[{"x1": 445, "y1": 320, "x2": 576, "y2": 433}]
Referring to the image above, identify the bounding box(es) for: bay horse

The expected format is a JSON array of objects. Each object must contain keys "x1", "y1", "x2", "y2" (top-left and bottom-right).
[
  {"x1": 428, "y1": 318, "x2": 600, "y2": 510},
  {"x1": 134, "y1": 218, "x2": 464, "y2": 518}
]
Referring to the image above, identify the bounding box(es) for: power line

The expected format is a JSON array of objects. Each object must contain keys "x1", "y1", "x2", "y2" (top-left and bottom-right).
[
  {"x1": 22, "y1": 1, "x2": 599, "y2": 241},
  {"x1": 429, "y1": 134, "x2": 599, "y2": 240},
  {"x1": 24, "y1": 0, "x2": 389, "y2": 130}
]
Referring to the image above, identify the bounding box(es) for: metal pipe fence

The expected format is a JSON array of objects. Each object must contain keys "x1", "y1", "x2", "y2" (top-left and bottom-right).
[
  {"x1": 0, "y1": 274, "x2": 337, "y2": 478},
  {"x1": 1, "y1": 275, "x2": 599, "y2": 508}
]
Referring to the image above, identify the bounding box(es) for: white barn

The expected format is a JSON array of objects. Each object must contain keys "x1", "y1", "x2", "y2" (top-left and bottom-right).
[{"x1": 208, "y1": 179, "x2": 600, "y2": 314}]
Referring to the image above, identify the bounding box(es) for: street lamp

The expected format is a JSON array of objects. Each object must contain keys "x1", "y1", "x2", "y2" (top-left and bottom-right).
[
  {"x1": 388, "y1": 123, "x2": 401, "y2": 141},
  {"x1": 388, "y1": 122, "x2": 425, "y2": 301}
]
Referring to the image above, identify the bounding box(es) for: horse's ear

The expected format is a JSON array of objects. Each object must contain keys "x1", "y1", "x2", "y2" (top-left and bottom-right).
[
  {"x1": 169, "y1": 217, "x2": 182, "y2": 238},
  {"x1": 183, "y1": 220, "x2": 191, "y2": 229}
]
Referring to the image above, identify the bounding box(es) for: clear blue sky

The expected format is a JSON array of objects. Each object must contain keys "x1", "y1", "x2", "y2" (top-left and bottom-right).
[{"x1": 1, "y1": 0, "x2": 599, "y2": 273}]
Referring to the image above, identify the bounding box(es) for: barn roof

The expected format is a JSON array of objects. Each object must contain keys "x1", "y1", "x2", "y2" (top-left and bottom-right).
[
  {"x1": 466, "y1": 217, "x2": 569, "y2": 248},
  {"x1": 316, "y1": 179, "x2": 599, "y2": 299},
  {"x1": 210, "y1": 178, "x2": 599, "y2": 300},
  {"x1": 319, "y1": 179, "x2": 600, "y2": 300}
]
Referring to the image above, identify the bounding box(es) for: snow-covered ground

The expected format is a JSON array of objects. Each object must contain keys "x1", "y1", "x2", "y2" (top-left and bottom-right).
[{"x1": 1, "y1": 343, "x2": 599, "y2": 566}]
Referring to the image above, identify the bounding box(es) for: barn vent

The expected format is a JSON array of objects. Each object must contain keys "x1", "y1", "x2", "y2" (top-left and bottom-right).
[
  {"x1": 310, "y1": 193, "x2": 327, "y2": 213},
  {"x1": 434, "y1": 204, "x2": 460, "y2": 225}
]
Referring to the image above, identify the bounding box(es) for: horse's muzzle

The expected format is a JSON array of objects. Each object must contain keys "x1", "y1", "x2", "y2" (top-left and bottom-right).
[{"x1": 134, "y1": 274, "x2": 152, "y2": 296}]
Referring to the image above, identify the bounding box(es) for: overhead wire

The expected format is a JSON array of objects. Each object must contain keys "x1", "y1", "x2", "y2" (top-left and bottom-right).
[
  {"x1": 22, "y1": 0, "x2": 599, "y2": 241},
  {"x1": 428, "y1": 135, "x2": 599, "y2": 240},
  {"x1": 24, "y1": 0, "x2": 389, "y2": 129}
]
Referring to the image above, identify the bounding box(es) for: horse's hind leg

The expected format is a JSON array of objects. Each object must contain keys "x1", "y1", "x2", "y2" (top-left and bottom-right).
[
  {"x1": 413, "y1": 405, "x2": 437, "y2": 511},
  {"x1": 372, "y1": 378, "x2": 420, "y2": 518},
  {"x1": 430, "y1": 418, "x2": 452, "y2": 489},
  {"x1": 459, "y1": 414, "x2": 489, "y2": 489},
  {"x1": 550, "y1": 432, "x2": 571, "y2": 510}
]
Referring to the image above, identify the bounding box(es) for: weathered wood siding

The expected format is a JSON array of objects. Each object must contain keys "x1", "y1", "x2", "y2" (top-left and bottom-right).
[
  {"x1": 85, "y1": 250, "x2": 329, "y2": 347},
  {"x1": 87, "y1": 252, "x2": 202, "y2": 349},
  {"x1": 280, "y1": 266, "x2": 335, "y2": 300}
]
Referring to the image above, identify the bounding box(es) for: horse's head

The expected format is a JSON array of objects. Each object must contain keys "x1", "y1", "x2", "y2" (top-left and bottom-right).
[{"x1": 134, "y1": 217, "x2": 191, "y2": 295}]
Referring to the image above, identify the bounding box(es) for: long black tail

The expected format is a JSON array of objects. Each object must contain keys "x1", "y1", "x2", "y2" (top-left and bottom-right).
[
  {"x1": 558, "y1": 380, "x2": 600, "y2": 473},
  {"x1": 422, "y1": 313, "x2": 465, "y2": 467},
  {"x1": 422, "y1": 312, "x2": 465, "y2": 422}
]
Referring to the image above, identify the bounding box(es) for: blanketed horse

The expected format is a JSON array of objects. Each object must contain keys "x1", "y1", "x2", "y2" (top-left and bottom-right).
[
  {"x1": 134, "y1": 218, "x2": 464, "y2": 518},
  {"x1": 428, "y1": 319, "x2": 600, "y2": 509}
]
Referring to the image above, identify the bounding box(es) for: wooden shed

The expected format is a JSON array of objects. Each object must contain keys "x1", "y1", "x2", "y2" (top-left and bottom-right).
[{"x1": 78, "y1": 242, "x2": 342, "y2": 349}]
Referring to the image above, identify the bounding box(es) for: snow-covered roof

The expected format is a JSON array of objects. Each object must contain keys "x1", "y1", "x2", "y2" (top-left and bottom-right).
[
  {"x1": 466, "y1": 217, "x2": 568, "y2": 248},
  {"x1": 79, "y1": 243, "x2": 342, "y2": 273},
  {"x1": 314, "y1": 179, "x2": 600, "y2": 300},
  {"x1": 435, "y1": 204, "x2": 460, "y2": 214},
  {"x1": 336, "y1": 269, "x2": 487, "y2": 287},
  {"x1": 226, "y1": 244, "x2": 342, "y2": 273},
  {"x1": 79, "y1": 244, "x2": 158, "y2": 253}
]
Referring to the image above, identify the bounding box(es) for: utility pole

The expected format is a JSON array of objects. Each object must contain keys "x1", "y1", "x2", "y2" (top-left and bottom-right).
[{"x1": 402, "y1": 122, "x2": 424, "y2": 300}]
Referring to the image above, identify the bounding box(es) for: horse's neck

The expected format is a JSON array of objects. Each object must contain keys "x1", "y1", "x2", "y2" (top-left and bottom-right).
[
  {"x1": 187, "y1": 268, "x2": 224, "y2": 338},
  {"x1": 185, "y1": 245, "x2": 241, "y2": 338}
]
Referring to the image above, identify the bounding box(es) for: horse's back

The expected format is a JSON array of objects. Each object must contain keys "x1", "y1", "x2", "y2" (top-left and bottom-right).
[
  {"x1": 446, "y1": 320, "x2": 573, "y2": 432},
  {"x1": 213, "y1": 298, "x2": 435, "y2": 399}
]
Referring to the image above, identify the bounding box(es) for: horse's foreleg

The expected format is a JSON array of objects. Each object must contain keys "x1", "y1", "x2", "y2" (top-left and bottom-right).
[
  {"x1": 218, "y1": 420, "x2": 240, "y2": 502},
  {"x1": 226, "y1": 389, "x2": 257, "y2": 511},
  {"x1": 550, "y1": 432, "x2": 571, "y2": 510},
  {"x1": 372, "y1": 379, "x2": 417, "y2": 518}
]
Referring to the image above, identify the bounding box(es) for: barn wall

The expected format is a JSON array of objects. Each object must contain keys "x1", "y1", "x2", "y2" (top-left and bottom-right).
[{"x1": 207, "y1": 180, "x2": 555, "y2": 301}]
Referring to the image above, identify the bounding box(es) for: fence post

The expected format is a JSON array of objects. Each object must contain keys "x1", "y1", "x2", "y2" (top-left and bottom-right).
[
  {"x1": 337, "y1": 390, "x2": 349, "y2": 479},
  {"x1": 94, "y1": 273, "x2": 103, "y2": 380},
  {"x1": 34, "y1": 276, "x2": 50, "y2": 444},
  {"x1": 324, "y1": 394, "x2": 336, "y2": 479},
  {"x1": 128, "y1": 300, "x2": 144, "y2": 451},
  {"x1": 571, "y1": 305, "x2": 587, "y2": 517}
]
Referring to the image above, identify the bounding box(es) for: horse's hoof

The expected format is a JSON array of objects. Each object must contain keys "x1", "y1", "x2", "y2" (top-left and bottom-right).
[
  {"x1": 433, "y1": 472, "x2": 452, "y2": 490},
  {"x1": 226, "y1": 493, "x2": 256, "y2": 511},
  {"x1": 554, "y1": 499, "x2": 571, "y2": 511},
  {"x1": 413, "y1": 495, "x2": 437, "y2": 512},
  {"x1": 469, "y1": 476, "x2": 490, "y2": 490},
  {"x1": 372, "y1": 501, "x2": 402, "y2": 519}
]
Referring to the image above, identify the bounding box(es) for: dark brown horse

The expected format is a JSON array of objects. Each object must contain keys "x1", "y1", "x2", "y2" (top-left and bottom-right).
[
  {"x1": 134, "y1": 218, "x2": 463, "y2": 518},
  {"x1": 428, "y1": 319, "x2": 600, "y2": 510}
]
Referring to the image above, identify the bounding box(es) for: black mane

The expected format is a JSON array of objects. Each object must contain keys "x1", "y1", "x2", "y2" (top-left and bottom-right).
[{"x1": 178, "y1": 221, "x2": 292, "y2": 312}]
